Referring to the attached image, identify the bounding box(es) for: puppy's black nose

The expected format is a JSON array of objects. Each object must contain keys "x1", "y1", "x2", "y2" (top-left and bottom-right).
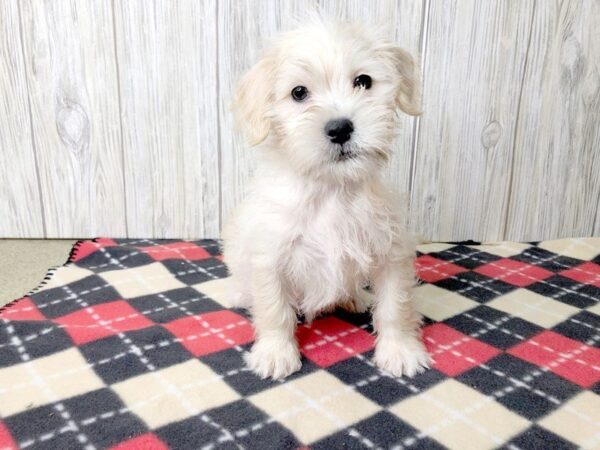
[{"x1": 325, "y1": 118, "x2": 354, "y2": 145}]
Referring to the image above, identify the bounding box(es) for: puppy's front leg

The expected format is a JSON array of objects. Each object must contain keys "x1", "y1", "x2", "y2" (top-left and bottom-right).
[
  {"x1": 245, "y1": 264, "x2": 301, "y2": 379},
  {"x1": 372, "y1": 250, "x2": 431, "y2": 377}
]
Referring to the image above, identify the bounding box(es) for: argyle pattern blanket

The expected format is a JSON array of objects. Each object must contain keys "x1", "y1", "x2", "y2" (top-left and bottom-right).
[{"x1": 0, "y1": 238, "x2": 599, "y2": 450}]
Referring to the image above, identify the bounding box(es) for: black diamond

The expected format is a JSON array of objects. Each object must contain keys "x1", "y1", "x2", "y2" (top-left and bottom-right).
[
  {"x1": 445, "y1": 305, "x2": 543, "y2": 350},
  {"x1": 552, "y1": 311, "x2": 600, "y2": 347},
  {"x1": 313, "y1": 411, "x2": 445, "y2": 450},
  {"x1": 4, "y1": 388, "x2": 148, "y2": 450},
  {"x1": 527, "y1": 275, "x2": 599, "y2": 309},
  {"x1": 79, "y1": 326, "x2": 190, "y2": 384},
  {"x1": 458, "y1": 354, "x2": 579, "y2": 420},
  {"x1": 435, "y1": 271, "x2": 517, "y2": 303},
  {"x1": 128, "y1": 287, "x2": 222, "y2": 324},
  {"x1": 504, "y1": 425, "x2": 577, "y2": 450},
  {"x1": 30, "y1": 275, "x2": 122, "y2": 319},
  {"x1": 432, "y1": 245, "x2": 502, "y2": 270}
]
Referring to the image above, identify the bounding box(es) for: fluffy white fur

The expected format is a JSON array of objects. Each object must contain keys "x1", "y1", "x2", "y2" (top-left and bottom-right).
[{"x1": 223, "y1": 19, "x2": 431, "y2": 380}]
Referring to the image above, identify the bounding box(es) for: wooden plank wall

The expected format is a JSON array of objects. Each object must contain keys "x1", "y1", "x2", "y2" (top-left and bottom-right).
[
  {"x1": 1, "y1": 0, "x2": 598, "y2": 241},
  {"x1": 19, "y1": 0, "x2": 126, "y2": 238},
  {"x1": 0, "y1": 2, "x2": 44, "y2": 238},
  {"x1": 114, "y1": 0, "x2": 219, "y2": 239},
  {"x1": 411, "y1": 0, "x2": 535, "y2": 241},
  {"x1": 505, "y1": 0, "x2": 600, "y2": 241}
]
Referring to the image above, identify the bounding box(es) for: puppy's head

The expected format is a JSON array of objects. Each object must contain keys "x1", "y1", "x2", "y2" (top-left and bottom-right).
[{"x1": 233, "y1": 20, "x2": 421, "y2": 181}]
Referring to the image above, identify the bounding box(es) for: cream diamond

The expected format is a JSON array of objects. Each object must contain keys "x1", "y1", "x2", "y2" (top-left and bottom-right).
[
  {"x1": 250, "y1": 370, "x2": 380, "y2": 444},
  {"x1": 487, "y1": 289, "x2": 579, "y2": 328},
  {"x1": 414, "y1": 283, "x2": 478, "y2": 321}
]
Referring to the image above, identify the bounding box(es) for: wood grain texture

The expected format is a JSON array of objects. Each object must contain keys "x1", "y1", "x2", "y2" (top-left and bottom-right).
[
  {"x1": 114, "y1": 0, "x2": 219, "y2": 239},
  {"x1": 0, "y1": 2, "x2": 44, "y2": 238},
  {"x1": 18, "y1": 0, "x2": 126, "y2": 238},
  {"x1": 410, "y1": 0, "x2": 536, "y2": 241},
  {"x1": 2, "y1": 1, "x2": 599, "y2": 240},
  {"x1": 506, "y1": 0, "x2": 600, "y2": 241}
]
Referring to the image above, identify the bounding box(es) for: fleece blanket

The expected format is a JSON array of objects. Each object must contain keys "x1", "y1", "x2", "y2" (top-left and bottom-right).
[{"x1": 0, "y1": 238, "x2": 599, "y2": 450}]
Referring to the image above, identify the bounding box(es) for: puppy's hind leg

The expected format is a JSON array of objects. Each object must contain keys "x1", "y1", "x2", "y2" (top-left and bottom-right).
[
  {"x1": 340, "y1": 285, "x2": 374, "y2": 314},
  {"x1": 222, "y1": 237, "x2": 253, "y2": 309},
  {"x1": 228, "y1": 278, "x2": 253, "y2": 309},
  {"x1": 221, "y1": 268, "x2": 253, "y2": 309}
]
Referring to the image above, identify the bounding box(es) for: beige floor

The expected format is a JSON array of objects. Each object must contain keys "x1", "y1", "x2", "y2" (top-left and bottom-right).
[{"x1": 0, "y1": 239, "x2": 76, "y2": 307}]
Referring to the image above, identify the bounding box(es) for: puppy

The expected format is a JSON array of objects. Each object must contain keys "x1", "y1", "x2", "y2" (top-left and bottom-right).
[{"x1": 223, "y1": 19, "x2": 431, "y2": 380}]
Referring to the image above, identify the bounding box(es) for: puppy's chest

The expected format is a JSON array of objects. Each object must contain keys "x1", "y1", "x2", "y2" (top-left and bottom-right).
[{"x1": 286, "y1": 196, "x2": 388, "y2": 288}]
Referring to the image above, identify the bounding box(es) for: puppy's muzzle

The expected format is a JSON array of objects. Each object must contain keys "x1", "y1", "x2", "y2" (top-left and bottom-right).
[{"x1": 325, "y1": 118, "x2": 354, "y2": 145}]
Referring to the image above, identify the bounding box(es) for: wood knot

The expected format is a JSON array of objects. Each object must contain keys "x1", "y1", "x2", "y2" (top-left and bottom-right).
[
  {"x1": 561, "y1": 35, "x2": 585, "y2": 84},
  {"x1": 157, "y1": 211, "x2": 171, "y2": 234},
  {"x1": 56, "y1": 99, "x2": 89, "y2": 154},
  {"x1": 481, "y1": 121, "x2": 502, "y2": 148}
]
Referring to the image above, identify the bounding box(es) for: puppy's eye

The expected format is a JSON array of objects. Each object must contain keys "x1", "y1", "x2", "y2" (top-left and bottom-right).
[
  {"x1": 291, "y1": 86, "x2": 309, "y2": 102},
  {"x1": 353, "y1": 74, "x2": 372, "y2": 90}
]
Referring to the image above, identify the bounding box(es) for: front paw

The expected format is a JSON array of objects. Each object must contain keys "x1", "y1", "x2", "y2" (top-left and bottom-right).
[
  {"x1": 374, "y1": 335, "x2": 431, "y2": 378},
  {"x1": 245, "y1": 337, "x2": 302, "y2": 380}
]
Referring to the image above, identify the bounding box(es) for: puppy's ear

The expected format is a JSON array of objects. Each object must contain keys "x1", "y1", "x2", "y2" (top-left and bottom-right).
[
  {"x1": 383, "y1": 46, "x2": 422, "y2": 116},
  {"x1": 232, "y1": 55, "x2": 275, "y2": 146}
]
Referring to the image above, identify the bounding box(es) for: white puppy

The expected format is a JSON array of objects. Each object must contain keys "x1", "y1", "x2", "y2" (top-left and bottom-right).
[{"x1": 223, "y1": 19, "x2": 431, "y2": 380}]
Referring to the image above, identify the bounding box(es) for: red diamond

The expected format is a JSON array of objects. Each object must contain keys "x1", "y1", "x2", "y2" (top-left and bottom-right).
[
  {"x1": 297, "y1": 317, "x2": 375, "y2": 367},
  {"x1": 163, "y1": 310, "x2": 254, "y2": 356},
  {"x1": 0, "y1": 297, "x2": 45, "y2": 321},
  {"x1": 560, "y1": 262, "x2": 600, "y2": 288},
  {"x1": 54, "y1": 301, "x2": 154, "y2": 345},
  {"x1": 508, "y1": 330, "x2": 600, "y2": 388},
  {"x1": 109, "y1": 433, "x2": 168, "y2": 450},
  {"x1": 0, "y1": 421, "x2": 17, "y2": 450},
  {"x1": 423, "y1": 323, "x2": 501, "y2": 376},
  {"x1": 139, "y1": 242, "x2": 211, "y2": 261},
  {"x1": 474, "y1": 258, "x2": 553, "y2": 287},
  {"x1": 72, "y1": 238, "x2": 117, "y2": 262},
  {"x1": 415, "y1": 255, "x2": 468, "y2": 283}
]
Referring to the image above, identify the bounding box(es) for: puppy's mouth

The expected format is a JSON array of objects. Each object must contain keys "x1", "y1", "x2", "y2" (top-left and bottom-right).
[{"x1": 335, "y1": 145, "x2": 357, "y2": 162}]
